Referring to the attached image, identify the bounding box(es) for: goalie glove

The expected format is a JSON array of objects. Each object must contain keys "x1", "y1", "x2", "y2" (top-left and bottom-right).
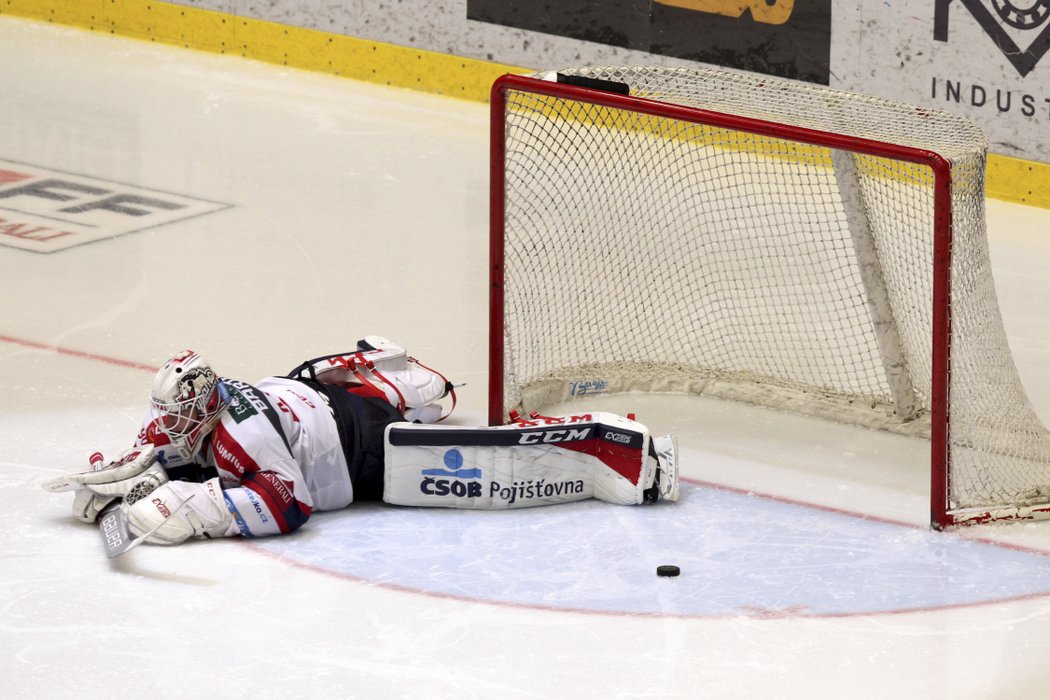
[
  {"x1": 122, "y1": 477, "x2": 236, "y2": 545},
  {"x1": 42, "y1": 446, "x2": 169, "y2": 523}
]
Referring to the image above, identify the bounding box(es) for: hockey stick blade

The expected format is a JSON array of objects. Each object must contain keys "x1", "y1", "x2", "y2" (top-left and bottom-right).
[
  {"x1": 97, "y1": 494, "x2": 196, "y2": 559},
  {"x1": 98, "y1": 502, "x2": 133, "y2": 558}
]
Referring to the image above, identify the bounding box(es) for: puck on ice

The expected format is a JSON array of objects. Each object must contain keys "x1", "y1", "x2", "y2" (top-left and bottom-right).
[{"x1": 656, "y1": 565, "x2": 680, "y2": 577}]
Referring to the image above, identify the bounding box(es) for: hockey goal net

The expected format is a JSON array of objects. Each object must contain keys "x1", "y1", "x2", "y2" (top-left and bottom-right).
[{"x1": 488, "y1": 66, "x2": 1050, "y2": 528}]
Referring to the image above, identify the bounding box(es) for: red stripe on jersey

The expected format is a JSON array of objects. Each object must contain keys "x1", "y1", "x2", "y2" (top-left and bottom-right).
[
  {"x1": 242, "y1": 476, "x2": 290, "y2": 532},
  {"x1": 209, "y1": 421, "x2": 259, "y2": 478},
  {"x1": 242, "y1": 473, "x2": 312, "y2": 533},
  {"x1": 555, "y1": 438, "x2": 643, "y2": 485}
]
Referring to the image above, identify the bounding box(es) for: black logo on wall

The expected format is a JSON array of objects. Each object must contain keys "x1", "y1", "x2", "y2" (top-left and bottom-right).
[
  {"x1": 0, "y1": 159, "x2": 231, "y2": 253},
  {"x1": 468, "y1": 0, "x2": 831, "y2": 85},
  {"x1": 935, "y1": 0, "x2": 1050, "y2": 77}
]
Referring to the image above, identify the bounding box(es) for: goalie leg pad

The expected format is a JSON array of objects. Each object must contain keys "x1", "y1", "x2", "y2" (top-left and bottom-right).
[
  {"x1": 383, "y1": 412, "x2": 656, "y2": 509},
  {"x1": 286, "y1": 336, "x2": 456, "y2": 423}
]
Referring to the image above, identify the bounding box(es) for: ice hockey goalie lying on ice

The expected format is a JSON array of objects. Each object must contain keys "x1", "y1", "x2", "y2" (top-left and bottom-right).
[{"x1": 44, "y1": 337, "x2": 679, "y2": 546}]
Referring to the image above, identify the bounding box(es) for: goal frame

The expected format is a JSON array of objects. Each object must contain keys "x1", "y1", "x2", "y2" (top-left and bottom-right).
[{"x1": 488, "y1": 73, "x2": 959, "y2": 528}]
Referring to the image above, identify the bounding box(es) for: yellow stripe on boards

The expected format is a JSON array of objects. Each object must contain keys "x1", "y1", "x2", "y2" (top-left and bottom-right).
[
  {"x1": 0, "y1": 0, "x2": 529, "y2": 101},
  {"x1": 987, "y1": 153, "x2": 1050, "y2": 209}
]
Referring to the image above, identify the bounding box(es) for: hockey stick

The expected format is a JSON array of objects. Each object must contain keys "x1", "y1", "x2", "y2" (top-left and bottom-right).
[{"x1": 97, "y1": 494, "x2": 196, "y2": 559}]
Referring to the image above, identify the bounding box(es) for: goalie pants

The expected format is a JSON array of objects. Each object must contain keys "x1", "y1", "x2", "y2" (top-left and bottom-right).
[{"x1": 290, "y1": 376, "x2": 403, "y2": 502}]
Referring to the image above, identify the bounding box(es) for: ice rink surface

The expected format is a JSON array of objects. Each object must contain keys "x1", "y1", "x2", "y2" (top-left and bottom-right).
[{"x1": 4, "y1": 17, "x2": 1050, "y2": 699}]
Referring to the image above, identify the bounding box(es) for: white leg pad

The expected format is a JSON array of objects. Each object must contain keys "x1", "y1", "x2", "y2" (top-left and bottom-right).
[
  {"x1": 383, "y1": 412, "x2": 658, "y2": 509},
  {"x1": 304, "y1": 337, "x2": 454, "y2": 423}
]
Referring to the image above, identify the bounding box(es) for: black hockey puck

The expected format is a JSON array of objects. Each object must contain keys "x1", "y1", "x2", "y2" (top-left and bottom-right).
[{"x1": 656, "y1": 565, "x2": 680, "y2": 577}]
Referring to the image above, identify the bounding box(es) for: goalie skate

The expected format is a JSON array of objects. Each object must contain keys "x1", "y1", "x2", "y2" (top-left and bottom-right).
[{"x1": 652, "y1": 435, "x2": 679, "y2": 502}]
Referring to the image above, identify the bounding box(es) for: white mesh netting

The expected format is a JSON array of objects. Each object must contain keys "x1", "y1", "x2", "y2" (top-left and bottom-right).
[{"x1": 494, "y1": 66, "x2": 1050, "y2": 523}]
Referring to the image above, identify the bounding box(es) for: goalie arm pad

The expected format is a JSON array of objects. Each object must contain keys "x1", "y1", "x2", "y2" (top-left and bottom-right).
[
  {"x1": 382, "y1": 412, "x2": 658, "y2": 509},
  {"x1": 125, "y1": 469, "x2": 310, "y2": 544}
]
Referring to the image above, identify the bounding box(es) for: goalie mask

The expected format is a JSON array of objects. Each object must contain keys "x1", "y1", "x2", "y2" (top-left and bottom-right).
[{"x1": 150, "y1": 350, "x2": 230, "y2": 460}]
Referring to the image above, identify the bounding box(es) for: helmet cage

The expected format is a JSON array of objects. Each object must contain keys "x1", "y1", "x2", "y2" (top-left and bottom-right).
[{"x1": 150, "y1": 357, "x2": 230, "y2": 460}]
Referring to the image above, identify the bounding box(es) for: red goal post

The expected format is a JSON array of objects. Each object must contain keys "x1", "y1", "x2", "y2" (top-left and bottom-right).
[{"x1": 488, "y1": 67, "x2": 1050, "y2": 529}]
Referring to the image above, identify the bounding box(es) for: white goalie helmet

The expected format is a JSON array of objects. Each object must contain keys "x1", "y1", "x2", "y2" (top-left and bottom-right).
[{"x1": 150, "y1": 350, "x2": 230, "y2": 460}]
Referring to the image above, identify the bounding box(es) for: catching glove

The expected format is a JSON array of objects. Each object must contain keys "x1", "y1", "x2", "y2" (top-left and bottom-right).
[{"x1": 43, "y1": 446, "x2": 169, "y2": 523}]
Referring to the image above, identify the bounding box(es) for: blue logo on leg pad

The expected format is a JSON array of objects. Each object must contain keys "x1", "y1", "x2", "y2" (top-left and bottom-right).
[
  {"x1": 419, "y1": 449, "x2": 483, "y2": 498},
  {"x1": 420, "y1": 449, "x2": 483, "y2": 479}
]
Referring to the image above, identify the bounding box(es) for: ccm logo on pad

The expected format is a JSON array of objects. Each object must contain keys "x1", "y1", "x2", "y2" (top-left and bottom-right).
[{"x1": 518, "y1": 428, "x2": 591, "y2": 444}]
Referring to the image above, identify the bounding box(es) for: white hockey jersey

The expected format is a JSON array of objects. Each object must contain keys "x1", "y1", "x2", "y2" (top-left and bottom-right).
[{"x1": 137, "y1": 377, "x2": 352, "y2": 537}]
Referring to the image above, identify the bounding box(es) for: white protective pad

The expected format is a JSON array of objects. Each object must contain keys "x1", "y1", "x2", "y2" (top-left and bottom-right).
[
  {"x1": 307, "y1": 336, "x2": 453, "y2": 423},
  {"x1": 42, "y1": 445, "x2": 167, "y2": 523},
  {"x1": 122, "y1": 477, "x2": 237, "y2": 545},
  {"x1": 383, "y1": 412, "x2": 656, "y2": 509},
  {"x1": 42, "y1": 445, "x2": 158, "y2": 493}
]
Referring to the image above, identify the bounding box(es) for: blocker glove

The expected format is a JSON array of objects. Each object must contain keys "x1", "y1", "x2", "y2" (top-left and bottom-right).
[{"x1": 122, "y1": 477, "x2": 236, "y2": 545}]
